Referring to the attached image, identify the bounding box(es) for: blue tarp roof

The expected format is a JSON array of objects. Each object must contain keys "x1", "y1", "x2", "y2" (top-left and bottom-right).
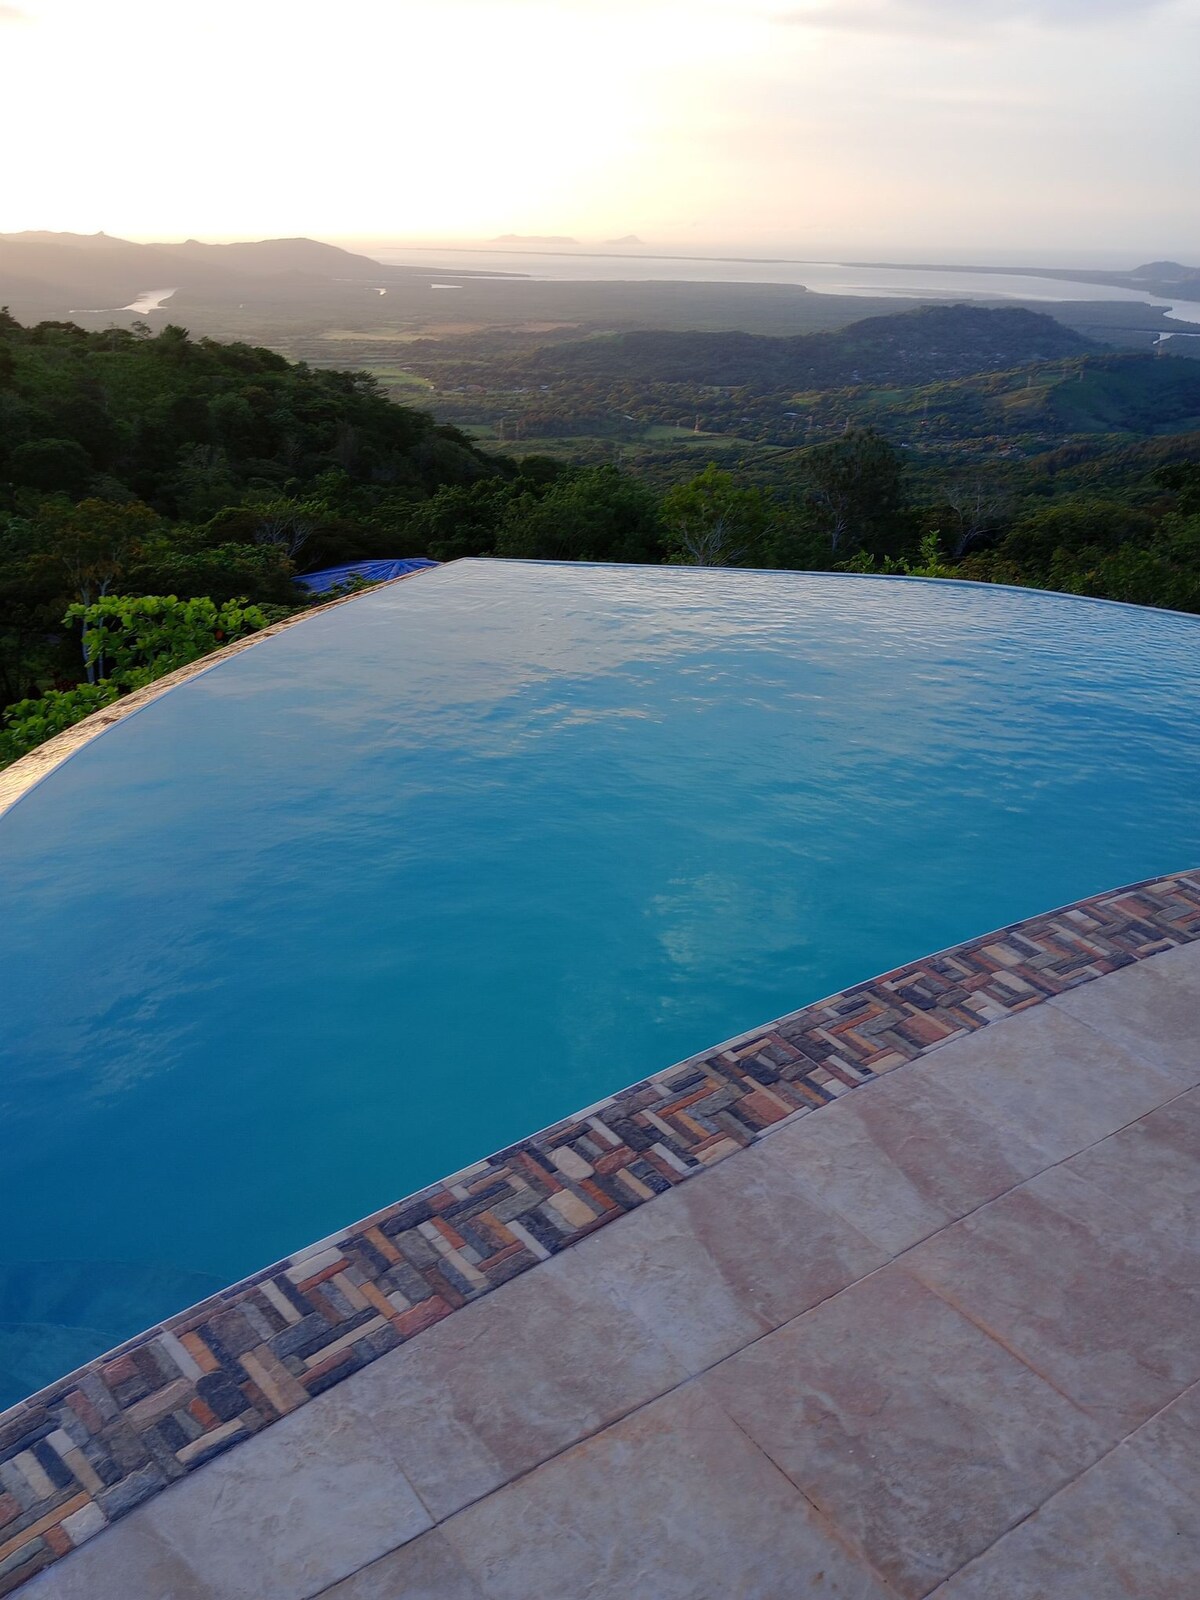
[{"x1": 296, "y1": 558, "x2": 439, "y2": 595}]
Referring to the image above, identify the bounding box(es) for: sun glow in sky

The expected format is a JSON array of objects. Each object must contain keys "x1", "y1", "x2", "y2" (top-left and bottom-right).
[{"x1": 1, "y1": 0, "x2": 1197, "y2": 256}]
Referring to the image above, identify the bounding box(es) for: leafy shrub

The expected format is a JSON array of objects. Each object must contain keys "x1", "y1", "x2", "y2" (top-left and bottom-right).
[
  {"x1": 1, "y1": 594, "x2": 284, "y2": 766},
  {"x1": 0, "y1": 682, "x2": 119, "y2": 765},
  {"x1": 64, "y1": 594, "x2": 282, "y2": 691}
]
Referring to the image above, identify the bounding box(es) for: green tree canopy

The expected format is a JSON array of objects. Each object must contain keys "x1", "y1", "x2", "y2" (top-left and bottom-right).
[
  {"x1": 495, "y1": 466, "x2": 663, "y2": 564},
  {"x1": 661, "y1": 463, "x2": 770, "y2": 567},
  {"x1": 64, "y1": 593, "x2": 280, "y2": 691},
  {"x1": 804, "y1": 427, "x2": 907, "y2": 556}
]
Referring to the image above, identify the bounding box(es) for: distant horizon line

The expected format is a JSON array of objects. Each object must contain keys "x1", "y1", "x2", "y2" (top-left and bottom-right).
[
  {"x1": 355, "y1": 242, "x2": 1199, "y2": 274},
  {"x1": 2, "y1": 228, "x2": 1196, "y2": 273},
  {"x1": 346, "y1": 239, "x2": 1200, "y2": 270}
]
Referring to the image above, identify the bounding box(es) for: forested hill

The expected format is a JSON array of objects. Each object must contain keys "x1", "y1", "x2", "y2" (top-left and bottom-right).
[
  {"x1": 0, "y1": 232, "x2": 388, "y2": 316},
  {"x1": 510, "y1": 305, "x2": 1100, "y2": 389},
  {"x1": 0, "y1": 312, "x2": 499, "y2": 517},
  {"x1": 0, "y1": 312, "x2": 523, "y2": 719},
  {"x1": 850, "y1": 352, "x2": 1200, "y2": 441}
]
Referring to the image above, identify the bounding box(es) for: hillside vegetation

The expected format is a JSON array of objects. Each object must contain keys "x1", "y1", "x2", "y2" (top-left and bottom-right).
[
  {"x1": 780, "y1": 353, "x2": 1200, "y2": 445},
  {"x1": 410, "y1": 305, "x2": 1199, "y2": 453},
  {"x1": 504, "y1": 305, "x2": 1098, "y2": 388},
  {"x1": 0, "y1": 313, "x2": 513, "y2": 723},
  {"x1": 0, "y1": 310, "x2": 496, "y2": 517}
]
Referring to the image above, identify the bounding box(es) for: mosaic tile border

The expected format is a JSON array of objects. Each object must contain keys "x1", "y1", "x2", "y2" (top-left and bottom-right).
[{"x1": 2, "y1": 869, "x2": 1200, "y2": 1594}]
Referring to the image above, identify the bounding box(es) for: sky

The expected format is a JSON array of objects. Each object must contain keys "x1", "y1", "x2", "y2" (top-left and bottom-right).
[{"x1": 1, "y1": 0, "x2": 1197, "y2": 259}]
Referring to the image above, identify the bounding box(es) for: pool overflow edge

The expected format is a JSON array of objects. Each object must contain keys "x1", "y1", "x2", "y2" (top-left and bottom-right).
[
  {"x1": 0, "y1": 563, "x2": 440, "y2": 821},
  {"x1": 6, "y1": 560, "x2": 1199, "y2": 823}
]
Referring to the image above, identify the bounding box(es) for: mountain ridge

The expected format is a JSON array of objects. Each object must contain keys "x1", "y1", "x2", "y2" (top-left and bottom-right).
[
  {"x1": 506, "y1": 304, "x2": 1101, "y2": 390},
  {"x1": 0, "y1": 233, "x2": 389, "y2": 315}
]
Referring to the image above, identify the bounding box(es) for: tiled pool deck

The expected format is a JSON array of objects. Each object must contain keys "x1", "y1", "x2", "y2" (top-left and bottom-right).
[{"x1": 3, "y1": 870, "x2": 1200, "y2": 1596}]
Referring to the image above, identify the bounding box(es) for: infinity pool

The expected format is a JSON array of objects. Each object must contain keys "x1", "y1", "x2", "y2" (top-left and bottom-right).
[{"x1": 3, "y1": 560, "x2": 1200, "y2": 1405}]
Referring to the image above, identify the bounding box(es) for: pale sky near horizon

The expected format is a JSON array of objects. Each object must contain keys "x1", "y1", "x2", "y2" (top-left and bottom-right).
[{"x1": 1, "y1": 0, "x2": 1197, "y2": 260}]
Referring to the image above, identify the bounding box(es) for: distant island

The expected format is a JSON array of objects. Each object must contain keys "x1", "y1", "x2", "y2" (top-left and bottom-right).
[
  {"x1": 1130, "y1": 260, "x2": 1200, "y2": 283},
  {"x1": 491, "y1": 234, "x2": 579, "y2": 246},
  {"x1": 604, "y1": 235, "x2": 645, "y2": 247}
]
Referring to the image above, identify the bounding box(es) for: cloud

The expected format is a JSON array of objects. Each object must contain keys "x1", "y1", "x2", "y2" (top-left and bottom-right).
[
  {"x1": 777, "y1": 0, "x2": 1173, "y2": 33},
  {"x1": 0, "y1": 4, "x2": 29, "y2": 18}
]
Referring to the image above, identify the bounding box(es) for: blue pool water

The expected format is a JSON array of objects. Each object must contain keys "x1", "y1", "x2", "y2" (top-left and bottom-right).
[{"x1": 3, "y1": 560, "x2": 1200, "y2": 1405}]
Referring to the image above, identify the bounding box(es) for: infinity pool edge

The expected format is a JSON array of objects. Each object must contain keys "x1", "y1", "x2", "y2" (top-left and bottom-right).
[
  {"x1": 8, "y1": 563, "x2": 1198, "y2": 822},
  {"x1": 0, "y1": 566, "x2": 438, "y2": 821}
]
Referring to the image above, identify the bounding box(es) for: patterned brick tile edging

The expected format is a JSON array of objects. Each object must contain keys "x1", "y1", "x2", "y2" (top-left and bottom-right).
[{"x1": 2, "y1": 870, "x2": 1199, "y2": 1593}]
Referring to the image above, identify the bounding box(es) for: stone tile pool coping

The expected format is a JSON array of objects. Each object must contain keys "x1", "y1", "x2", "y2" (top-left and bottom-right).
[{"x1": 1, "y1": 869, "x2": 1199, "y2": 1594}]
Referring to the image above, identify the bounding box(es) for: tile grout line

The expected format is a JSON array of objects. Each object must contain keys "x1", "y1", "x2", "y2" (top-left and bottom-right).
[
  {"x1": 308, "y1": 1076, "x2": 1198, "y2": 1600},
  {"x1": 716, "y1": 1403, "x2": 907, "y2": 1598},
  {"x1": 924, "y1": 1376, "x2": 1200, "y2": 1598}
]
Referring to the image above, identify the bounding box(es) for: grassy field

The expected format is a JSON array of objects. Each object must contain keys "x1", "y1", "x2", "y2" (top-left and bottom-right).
[
  {"x1": 643, "y1": 424, "x2": 709, "y2": 441},
  {"x1": 361, "y1": 365, "x2": 434, "y2": 394}
]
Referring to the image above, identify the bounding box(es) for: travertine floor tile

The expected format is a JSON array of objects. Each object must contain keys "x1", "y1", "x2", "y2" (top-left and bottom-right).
[
  {"x1": 544, "y1": 1135, "x2": 887, "y2": 1370},
  {"x1": 24, "y1": 1522, "x2": 211, "y2": 1600},
  {"x1": 1125, "y1": 1379, "x2": 1200, "y2": 1500},
  {"x1": 916, "y1": 1003, "x2": 1181, "y2": 1163},
  {"x1": 440, "y1": 1382, "x2": 899, "y2": 1600},
  {"x1": 705, "y1": 1266, "x2": 1107, "y2": 1599},
  {"x1": 317, "y1": 1530, "x2": 485, "y2": 1600},
  {"x1": 1131, "y1": 937, "x2": 1200, "y2": 994},
  {"x1": 1061, "y1": 1088, "x2": 1200, "y2": 1252},
  {"x1": 908, "y1": 1164, "x2": 1200, "y2": 1439},
  {"x1": 134, "y1": 1385, "x2": 432, "y2": 1600},
  {"x1": 755, "y1": 1062, "x2": 1050, "y2": 1253},
  {"x1": 1049, "y1": 955, "x2": 1200, "y2": 1086},
  {"x1": 930, "y1": 1444, "x2": 1200, "y2": 1599},
  {"x1": 342, "y1": 1255, "x2": 685, "y2": 1521}
]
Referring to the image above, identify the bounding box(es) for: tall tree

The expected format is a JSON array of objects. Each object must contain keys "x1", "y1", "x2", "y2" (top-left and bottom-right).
[
  {"x1": 805, "y1": 428, "x2": 906, "y2": 556},
  {"x1": 661, "y1": 463, "x2": 769, "y2": 567},
  {"x1": 31, "y1": 499, "x2": 162, "y2": 680},
  {"x1": 941, "y1": 476, "x2": 1012, "y2": 557}
]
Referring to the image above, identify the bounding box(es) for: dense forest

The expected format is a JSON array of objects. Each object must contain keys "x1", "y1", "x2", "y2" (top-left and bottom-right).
[
  {"x1": 1, "y1": 306, "x2": 1198, "y2": 764},
  {"x1": 461, "y1": 305, "x2": 1099, "y2": 388},
  {"x1": 401, "y1": 304, "x2": 1200, "y2": 450},
  {"x1": 0, "y1": 311, "x2": 511, "y2": 748}
]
